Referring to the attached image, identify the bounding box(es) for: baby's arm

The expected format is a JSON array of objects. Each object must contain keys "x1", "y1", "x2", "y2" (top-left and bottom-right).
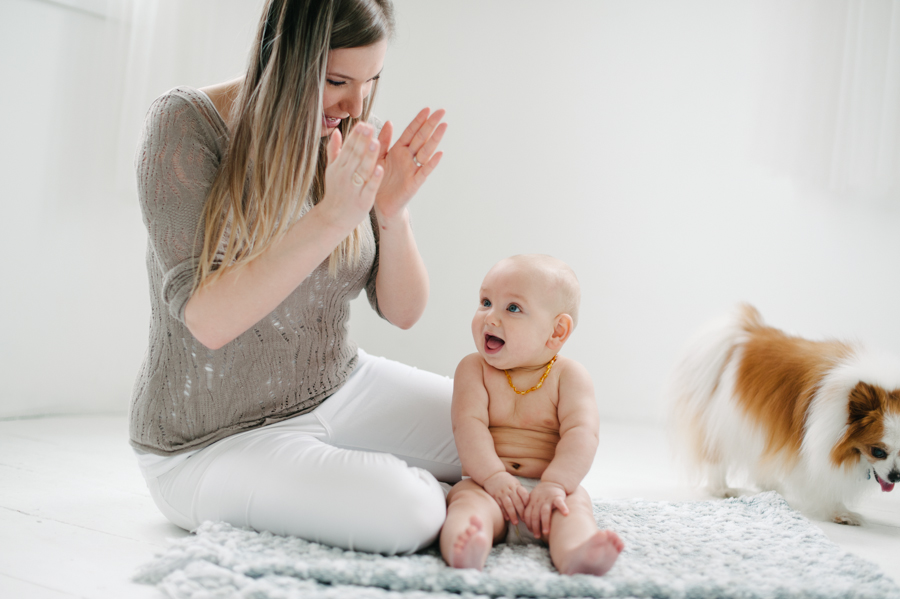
[
  {"x1": 452, "y1": 354, "x2": 529, "y2": 524},
  {"x1": 525, "y1": 360, "x2": 600, "y2": 537}
]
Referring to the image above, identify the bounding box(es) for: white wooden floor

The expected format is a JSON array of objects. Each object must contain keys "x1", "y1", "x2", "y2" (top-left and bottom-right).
[{"x1": 1, "y1": 415, "x2": 898, "y2": 598}]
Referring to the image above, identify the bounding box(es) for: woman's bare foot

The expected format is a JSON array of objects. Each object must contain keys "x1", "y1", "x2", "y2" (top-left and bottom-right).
[
  {"x1": 559, "y1": 529, "x2": 624, "y2": 576},
  {"x1": 450, "y1": 515, "x2": 491, "y2": 570}
]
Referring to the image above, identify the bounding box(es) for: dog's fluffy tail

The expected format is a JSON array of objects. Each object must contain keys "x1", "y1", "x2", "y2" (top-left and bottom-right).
[{"x1": 665, "y1": 303, "x2": 763, "y2": 481}]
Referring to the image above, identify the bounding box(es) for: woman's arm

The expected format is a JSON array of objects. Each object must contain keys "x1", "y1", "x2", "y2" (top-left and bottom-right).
[
  {"x1": 370, "y1": 209, "x2": 428, "y2": 329},
  {"x1": 369, "y1": 109, "x2": 447, "y2": 328},
  {"x1": 185, "y1": 123, "x2": 383, "y2": 349}
]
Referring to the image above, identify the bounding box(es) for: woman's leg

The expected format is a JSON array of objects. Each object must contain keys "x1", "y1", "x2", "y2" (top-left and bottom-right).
[
  {"x1": 314, "y1": 349, "x2": 461, "y2": 482},
  {"x1": 147, "y1": 351, "x2": 459, "y2": 555},
  {"x1": 152, "y1": 418, "x2": 447, "y2": 555}
]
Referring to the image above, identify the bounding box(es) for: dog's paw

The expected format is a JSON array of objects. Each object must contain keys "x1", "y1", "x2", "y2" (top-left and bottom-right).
[
  {"x1": 708, "y1": 485, "x2": 743, "y2": 499},
  {"x1": 832, "y1": 510, "x2": 864, "y2": 526}
]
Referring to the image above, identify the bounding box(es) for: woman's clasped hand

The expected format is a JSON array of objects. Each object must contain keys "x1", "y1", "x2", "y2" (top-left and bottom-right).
[{"x1": 323, "y1": 108, "x2": 447, "y2": 232}]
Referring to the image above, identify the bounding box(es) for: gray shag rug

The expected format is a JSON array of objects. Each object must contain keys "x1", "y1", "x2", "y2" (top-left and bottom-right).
[{"x1": 134, "y1": 491, "x2": 898, "y2": 599}]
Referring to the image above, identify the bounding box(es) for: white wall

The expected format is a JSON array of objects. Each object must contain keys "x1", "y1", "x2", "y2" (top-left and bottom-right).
[
  {"x1": 2, "y1": 0, "x2": 899, "y2": 422},
  {"x1": 350, "y1": 0, "x2": 900, "y2": 423}
]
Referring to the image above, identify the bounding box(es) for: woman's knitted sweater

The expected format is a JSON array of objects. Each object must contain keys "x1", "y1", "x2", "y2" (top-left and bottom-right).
[{"x1": 129, "y1": 87, "x2": 380, "y2": 456}]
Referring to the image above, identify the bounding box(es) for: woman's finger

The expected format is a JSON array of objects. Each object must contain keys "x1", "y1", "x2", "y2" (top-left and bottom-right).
[
  {"x1": 362, "y1": 165, "x2": 384, "y2": 196},
  {"x1": 408, "y1": 109, "x2": 446, "y2": 157},
  {"x1": 377, "y1": 121, "x2": 393, "y2": 160},
  {"x1": 394, "y1": 108, "x2": 430, "y2": 148},
  {"x1": 340, "y1": 122, "x2": 374, "y2": 170},
  {"x1": 353, "y1": 133, "x2": 381, "y2": 182},
  {"x1": 411, "y1": 121, "x2": 447, "y2": 167},
  {"x1": 413, "y1": 151, "x2": 443, "y2": 184},
  {"x1": 326, "y1": 128, "x2": 343, "y2": 165}
]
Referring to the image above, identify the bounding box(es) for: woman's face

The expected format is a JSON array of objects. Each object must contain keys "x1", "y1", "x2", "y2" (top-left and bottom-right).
[{"x1": 322, "y1": 40, "x2": 388, "y2": 136}]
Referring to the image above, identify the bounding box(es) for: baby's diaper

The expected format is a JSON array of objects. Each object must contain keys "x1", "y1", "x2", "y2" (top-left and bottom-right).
[{"x1": 506, "y1": 476, "x2": 544, "y2": 546}]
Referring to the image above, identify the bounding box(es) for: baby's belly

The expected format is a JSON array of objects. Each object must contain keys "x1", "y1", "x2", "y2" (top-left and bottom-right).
[{"x1": 490, "y1": 426, "x2": 559, "y2": 479}]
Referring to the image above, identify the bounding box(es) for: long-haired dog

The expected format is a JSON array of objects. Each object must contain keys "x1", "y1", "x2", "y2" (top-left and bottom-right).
[{"x1": 667, "y1": 304, "x2": 900, "y2": 525}]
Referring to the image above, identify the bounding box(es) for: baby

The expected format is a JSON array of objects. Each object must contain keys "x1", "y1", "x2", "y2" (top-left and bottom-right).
[{"x1": 440, "y1": 254, "x2": 623, "y2": 575}]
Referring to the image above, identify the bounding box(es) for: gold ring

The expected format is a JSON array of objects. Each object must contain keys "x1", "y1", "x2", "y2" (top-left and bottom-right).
[{"x1": 351, "y1": 172, "x2": 365, "y2": 186}]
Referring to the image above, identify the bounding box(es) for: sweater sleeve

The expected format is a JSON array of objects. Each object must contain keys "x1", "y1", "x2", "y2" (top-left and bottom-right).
[{"x1": 135, "y1": 91, "x2": 224, "y2": 324}]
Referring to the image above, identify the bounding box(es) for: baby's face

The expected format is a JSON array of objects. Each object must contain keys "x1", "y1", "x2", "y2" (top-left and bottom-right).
[{"x1": 471, "y1": 261, "x2": 560, "y2": 370}]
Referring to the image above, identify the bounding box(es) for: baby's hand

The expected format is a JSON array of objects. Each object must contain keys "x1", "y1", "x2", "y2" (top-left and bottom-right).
[
  {"x1": 482, "y1": 471, "x2": 530, "y2": 525},
  {"x1": 524, "y1": 481, "x2": 569, "y2": 539}
]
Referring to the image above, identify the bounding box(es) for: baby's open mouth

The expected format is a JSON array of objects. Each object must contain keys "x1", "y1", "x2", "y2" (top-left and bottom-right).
[
  {"x1": 874, "y1": 471, "x2": 895, "y2": 492},
  {"x1": 484, "y1": 334, "x2": 505, "y2": 354}
]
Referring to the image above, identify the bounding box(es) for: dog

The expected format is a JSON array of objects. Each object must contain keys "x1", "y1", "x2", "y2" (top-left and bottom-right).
[{"x1": 667, "y1": 304, "x2": 900, "y2": 525}]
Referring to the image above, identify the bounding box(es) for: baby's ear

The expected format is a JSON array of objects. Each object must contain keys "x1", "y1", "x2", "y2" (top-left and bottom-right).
[{"x1": 547, "y1": 314, "x2": 574, "y2": 350}]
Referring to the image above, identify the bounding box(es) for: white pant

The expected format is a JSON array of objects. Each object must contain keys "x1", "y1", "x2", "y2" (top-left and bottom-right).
[{"x1": 141, "y1": 350, "x2": 461, "y2": 555}]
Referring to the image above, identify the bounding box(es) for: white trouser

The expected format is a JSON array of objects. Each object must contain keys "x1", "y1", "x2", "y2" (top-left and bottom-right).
[{"x1": 141, "y1": 350, "x2": 461, "y2": 555}]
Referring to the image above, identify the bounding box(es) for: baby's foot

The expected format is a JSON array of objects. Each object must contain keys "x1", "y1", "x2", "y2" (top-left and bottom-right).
[
  {"x1": 450, "y1": 516, "x2": 490, "y2": 570},
  {"x1": 561, "y1": 529, "x2": 624, "y2": 576}
]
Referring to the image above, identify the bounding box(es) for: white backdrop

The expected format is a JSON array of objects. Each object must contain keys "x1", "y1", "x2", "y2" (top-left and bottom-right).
[{"x1": 2, "y1": 0, "x2": 899, "y2": 422}]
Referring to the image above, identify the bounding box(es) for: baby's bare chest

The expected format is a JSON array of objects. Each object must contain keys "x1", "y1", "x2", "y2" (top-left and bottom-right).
[{"x1": 484, "y1": 372, "x2": 561, "y2": 434}]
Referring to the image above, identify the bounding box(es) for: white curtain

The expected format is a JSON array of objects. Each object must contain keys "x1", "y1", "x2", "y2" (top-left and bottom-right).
[
  {"x1": 21, "y1": 0, "x2": 262, "y2": 209},
  {"x1": 753, "y1": 0, "x2": 900, "y2": 205},
  {"x1": 105, "y1": 0, "x2": 264, "y2": 197}
]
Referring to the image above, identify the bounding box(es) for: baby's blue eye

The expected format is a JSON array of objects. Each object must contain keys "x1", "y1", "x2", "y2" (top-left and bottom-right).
[
  {"x1": 481, "y1": 299, "x2": 491, "y2": 308},
  {"x1": 507, "y1": 304, "x2": 521, "y2": 313}
]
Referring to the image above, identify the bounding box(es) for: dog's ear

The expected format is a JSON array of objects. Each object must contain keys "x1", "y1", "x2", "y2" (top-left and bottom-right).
[{"x1": 848, "y1": 382, "x2": 882, "y2": 422}]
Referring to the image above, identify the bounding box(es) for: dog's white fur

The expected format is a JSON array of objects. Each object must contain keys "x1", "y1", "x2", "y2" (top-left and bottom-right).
[{"x1": 667, "y1": 305, "x2": 900, "y2": 525}]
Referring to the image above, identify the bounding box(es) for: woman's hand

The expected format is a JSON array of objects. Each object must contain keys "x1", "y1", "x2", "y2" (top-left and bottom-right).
[
  {"x1": 374, "y1": 108, "x2": 447, "y2": 222},
  {"x1": 321, "y1": 122, "x2": 384, "y2": 233},
  {"x1": 524, "y1": 481, "x2": 569, "y2": 539},
  {"x1": 482, "y1": 471, "x2": 530, "y2": 525}
]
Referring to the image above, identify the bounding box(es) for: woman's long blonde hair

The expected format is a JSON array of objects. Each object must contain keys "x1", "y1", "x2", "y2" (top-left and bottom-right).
[{"x1": 195, "y1": 0, "x2": 394, "y2": 288}]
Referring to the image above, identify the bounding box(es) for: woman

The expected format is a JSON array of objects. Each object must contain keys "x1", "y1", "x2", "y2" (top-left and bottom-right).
[{"x1": 131, "y1": 0, "x2": 459, "y2": 555}]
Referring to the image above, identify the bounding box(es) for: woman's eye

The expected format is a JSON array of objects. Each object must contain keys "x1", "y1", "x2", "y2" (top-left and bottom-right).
[
  {"x1": 326, "y1": 79, "x2": 346, "y2": 87},
  {"x1": 507, "y1": 304, "x2": 521, "y2": 313},
  {"x1": 872, "y1": 447, "x2": 887, "y2": 459}
]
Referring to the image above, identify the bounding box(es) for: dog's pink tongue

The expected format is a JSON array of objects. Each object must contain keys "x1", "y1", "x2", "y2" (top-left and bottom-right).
[{"x1": 879, "y1": 479, "x2": 895, "y2": 492}]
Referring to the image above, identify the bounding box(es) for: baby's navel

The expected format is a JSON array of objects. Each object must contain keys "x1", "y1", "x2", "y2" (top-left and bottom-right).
[{"x1": 511, "y1": 463, "x2": 520, "y2": 470}]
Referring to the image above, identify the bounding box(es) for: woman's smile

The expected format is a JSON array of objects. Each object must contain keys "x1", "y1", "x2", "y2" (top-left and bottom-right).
[{"x1": 323, "y1": 115, "x2": 342, "y2": 130}]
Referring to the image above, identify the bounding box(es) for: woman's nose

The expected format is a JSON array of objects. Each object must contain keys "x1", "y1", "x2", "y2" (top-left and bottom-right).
[{"x1": 342, "y1": 88, "x2": 366, "y2": 119}]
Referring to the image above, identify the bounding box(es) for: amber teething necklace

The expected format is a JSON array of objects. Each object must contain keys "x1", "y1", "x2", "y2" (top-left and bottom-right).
[{"x1": 505, "y1": 356, "x2": 558, "y2": 395}]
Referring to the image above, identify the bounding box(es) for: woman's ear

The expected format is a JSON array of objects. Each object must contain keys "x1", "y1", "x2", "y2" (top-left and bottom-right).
[{"x1": 547, "y1": 314, "x2": 574, "y2": 350}]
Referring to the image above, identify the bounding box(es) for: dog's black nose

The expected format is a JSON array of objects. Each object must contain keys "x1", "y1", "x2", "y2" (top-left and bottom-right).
[{"x1": 889, "y1": 470, "x2": 900, "y2": 483}]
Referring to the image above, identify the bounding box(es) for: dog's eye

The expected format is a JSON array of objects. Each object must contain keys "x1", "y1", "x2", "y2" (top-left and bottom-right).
[{"x1": 872, "y1": 447, "x2": 887, "y2": 459}]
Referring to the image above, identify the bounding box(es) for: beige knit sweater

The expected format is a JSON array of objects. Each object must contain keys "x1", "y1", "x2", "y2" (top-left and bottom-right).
[{"x1": 130, "y1": 87, "x2": 381, "y2": 456}]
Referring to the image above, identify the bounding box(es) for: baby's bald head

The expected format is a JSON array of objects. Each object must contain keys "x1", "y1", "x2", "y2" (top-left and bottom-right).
[{"x1": 490, "y1": 254, "x2": 581, "y2": 327}]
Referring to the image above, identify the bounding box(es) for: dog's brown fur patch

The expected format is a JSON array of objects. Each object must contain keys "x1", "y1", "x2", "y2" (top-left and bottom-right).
[{"x1": 735, "y1": 321, "x2": 852, "y2": 464}]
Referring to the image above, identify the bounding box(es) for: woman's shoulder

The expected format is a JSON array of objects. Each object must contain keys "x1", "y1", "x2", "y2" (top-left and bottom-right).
[{"x1": 142, "y1": 86, "x2": 228, "y2": 147}]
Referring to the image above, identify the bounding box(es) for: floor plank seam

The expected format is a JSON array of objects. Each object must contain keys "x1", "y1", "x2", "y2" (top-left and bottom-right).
[
  {"x1": 0, "y1": 571, "x2": 80, "y2": 597},
  {"x1": 1, "y1": 505, "x2": 166, "y2": 546}
]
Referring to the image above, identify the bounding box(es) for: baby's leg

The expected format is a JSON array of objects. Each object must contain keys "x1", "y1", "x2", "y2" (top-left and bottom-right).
[
  {"x1": 440, "y1": 479, "x2": 506, "y2": 570},
  {"x1": 548, "y1": 486, "x2": 624, "y2": 576}
]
